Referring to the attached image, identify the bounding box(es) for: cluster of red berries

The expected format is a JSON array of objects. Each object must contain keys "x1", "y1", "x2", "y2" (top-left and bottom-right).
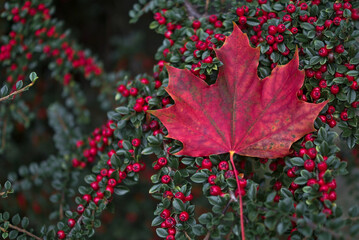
[
  {"x1": 2, "y1": 0, "x2": 102, "y2": 92},
  {"x1": 59, "y1": 133, "x2": 147, "y2": 239},
  {"x1": 73, "y1": 120, "x2": 115, "y2": 168},
  {"x1": 289, "y1": 133, "x2": 337, "y2": 215},
  {"x1": 116, "y1": 79, "x2": 160, "y2": 113},
  {"x1": 10, "y1": 1, "x2": 50, "y2": 24},
  {"x1": 318, "y1": 105, "x2": 349, "y2": 128},
  {"x1": 155, "y1": 198, "x2": 192, "y2": 240}
]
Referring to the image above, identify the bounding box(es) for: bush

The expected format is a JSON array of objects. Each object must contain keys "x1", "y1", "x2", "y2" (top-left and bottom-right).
[{"x1": 1, "y1": 0, "x2": 359, "y2": 239}]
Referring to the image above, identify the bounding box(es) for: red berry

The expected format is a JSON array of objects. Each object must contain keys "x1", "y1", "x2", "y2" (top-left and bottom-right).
[
  {"x1": 319, "y1": 80, "x2": 327, "y2": 88},
  {"x1": 214, "y1": 20, "x2": 223, "y2": 28},
  {"x1": 208, "y1": 175, "x2": 216, "y2": 185},
  {"x1": 327, "y1": 179, "x2": 337, "y2": 189},
  {"x1": 333, "y1": 3, "x2": 342, "y2": 11},
  {"x1": 90, "y1": 182, "x2": 99, "y2": 191},
  {"x1": 335, "y1": 45, "x2": 345, "y2": 54},
  {"x1": 330, "y1": 84, "x2": 340, "y2": 94},
  {"x1": 218, "y1": 161, "x2": 229, "y2": 170},
  {"x1": 318, "y1": 47, "x2": 328, "y2": 57},
  {"x1": 161, "y1": 209, "x2": 171, "y2": 219},
  {"x1": 132, "y1": 138, "x2": 141, "y2": 147},
  {"x1": 82, "y1": 194, "x2": 92, "y2": 203},
  {"x1": 209, "y1": 14, "x2": 217, "y2": 23},
  {"x1": 290, "y1": 27, "x2": 298, "y2": 34},
  {"x1": 287, "y1": 169, "x2": 296, "y2": 178},
  {"x1": 179, "y1": 211, "x2": 189, "y2": 221},
  {"x1": 108, "y1": 178, "x2": 117, "y2": 187},
  {"x1": 307, "y1": 148, "x2": 317, "y2": 159},
  {"x1": 168, "y1": 228, "x2": 176, "y2": 235},
  {"x1": 304, "y1": 159, "x2": 315, "y2": 172},
  {"x1": 203, "y1": 56, "x2": 213, "y2": 64},
  {"x1": 307, "y1": 178, "x2": 317, "y2": 186},
  {"x1": 266, "y1": 35, "x2": 275, "y2": 45},
  {"x1": 210, "y1": 185, "x2": 221, "y2": 196},
  {"x1": 310, "y1": 89, "x2": 321, "y2": 100},
  {"x1": 236, "y1": 7, "x2": 245, "y2": 16},
  {"x1": 192, "y1": 20, "x2": 201, "y2": 29},
  {"x1": 328, "y1": 191, "x2": 337, "y2": 202},
  {"x1": 166, "y1": 235, "x2": 175, "y2": 240},
  {"x1": 132, "y1": 163, "x2": 141, "y2": 172},
  {"x1": 328, "y1": 119, "x2": 337, "y2": 128},
  {"x1": 268, "y1": 25, "x2": 277, "y2": 35},
  {"x1": 277, "y1": 24, "x2": 286, "y2": 33},
  {"x1": 239, "y1": 178, "x2": 247, "y2": 188},
  {"x1": 173, "y1": 192, "x2": 184, "y2": 202},
  {"x1": 286, "y1": 4, "x2": 296, "y2": 13},
  {"x1": 327, "y1": 105, "x2": 335, "y2": 114},
  {"x1": 158, "y1": 157, "x2": 168, "y2": 166},
  {"x1": 68, "y1": 218, "x2": 76, "y2": 228},
  {"x1": 317, "y1": 162, "x2": 327, "y2": 172},
  {"x1": 273, "y1": 181, "x2": 282, "y2": 191},
  {"x1": 161, "y1": 175, "x2": 171, "y2": 184},
  {"x1": 165, "y1": 217, "x2": 176, "y2": 228},
  {"x1": 57, "y1": 230, "x2": 66, "y2": 239},
  {"x1": 201, "y1": 158, "x2": 212, "y2": 169},
  {"x1": 340, "y1": 111, "x2": 348, "y2": 121},
  {"x1": 238, "y1": 16, "x2": 247, "y2": 25}
]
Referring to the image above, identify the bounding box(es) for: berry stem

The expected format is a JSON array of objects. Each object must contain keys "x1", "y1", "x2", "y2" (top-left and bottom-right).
[{"x1": 229, "y1": 151, "x2": 246, "y2": 240}]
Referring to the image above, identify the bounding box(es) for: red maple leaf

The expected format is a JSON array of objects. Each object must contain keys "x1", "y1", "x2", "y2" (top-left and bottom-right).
[
  {"x1": 149, "y1": 24, "x2": 326, "y2": 239},
  {"x1": 149, "y1": 25, "x2": 326, "y2": 159}
]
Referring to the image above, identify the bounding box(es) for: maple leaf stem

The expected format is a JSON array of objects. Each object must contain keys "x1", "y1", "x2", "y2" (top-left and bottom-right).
[{"x1": 229, "y1": 151, "x2": 246, "y2": 240}]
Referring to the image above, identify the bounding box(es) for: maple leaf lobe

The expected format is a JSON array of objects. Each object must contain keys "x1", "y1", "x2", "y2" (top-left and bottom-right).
[{"x1": 149, "y1": 24, "x2": 326, "y2": 159}]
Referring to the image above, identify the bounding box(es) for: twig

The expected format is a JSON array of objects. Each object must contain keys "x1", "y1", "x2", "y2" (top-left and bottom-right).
[
  {"x1": 16, "y1": 108, "x2": 30, "y2": 124},
  {"x1": 203, "y1": 231, "x2": 211, "y2": 240},
  {"x1": 1, "y1": 117, "x2": 7, "y2": 150},
  {"x1": 205, "y1": 0, "x2": 210, "y2": 14},
  {"x1": 66, "y1": 215, "x2": 83, "y2": 239},
  {"x1": 56, "y1": 112, "x2": 69, "y2": 133},
  {"x1": 0, "y1": 80, "x2": 37, "y2": 102},
  {"x1": 222, "y1": 198, "x2": 234, "y2": 214},
  {"x1": 184, "y1": 231, "x2": 192, "y2": 240},
  {"x1": 0, "y1": 223, "x2": 43, "y2": 240},
  {"x1": 184, "y1": 0, "x2": 201, "y2": 19},
  {"x1": 59, "y1": 192, "x2": 65, "y2": 220}
]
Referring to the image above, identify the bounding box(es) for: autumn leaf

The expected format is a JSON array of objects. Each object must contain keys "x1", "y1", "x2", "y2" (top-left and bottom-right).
[
  {"x1": 149, "y1": 24, "x2": 326, "y2": 239},
  {"x1": 149, "y1": 24, "x2": 326, "y2": 159}
]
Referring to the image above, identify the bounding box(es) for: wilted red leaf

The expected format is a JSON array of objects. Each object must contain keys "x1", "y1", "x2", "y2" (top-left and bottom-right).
[{"x1": 149, "y1": 24, "x2": 326, "y2": 159}]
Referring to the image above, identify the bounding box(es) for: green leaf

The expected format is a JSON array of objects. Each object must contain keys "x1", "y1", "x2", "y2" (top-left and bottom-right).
[
  {"x1": 12, "y1": 214, "x2": 20, "y2": 225},
  {"x1": 114, "y1": 186, "x2": 130, "y2": 196},
  {"x1": 151, "y1": 216, "x2": 163, "y2": 226},
  {"x1": 8, "y1": 230, "x2": 18, "y2": 239},
  {"x1": 277, "y1": 219, "x2": 290, "y2": 235},
  {"x1": 301, "y1": 22, "x2": 315, "y2": 31},
  {"x1": 0, "y1": 85, "x2": 8, "y2": 97},
  {"x1": 156, "y1": 228, "x2": 168, "y2": 238},
  {"x1": 172, "y1": 198, "x2": 185, "y2": 212},
  {"x1": 16, "y1": 80, "x2": 23, "y2": 90},
  {"x1": 29, "y1": 72, "x2": 38, "y2": 82},
  {"x1": 115, "y1": 106, "x2": 129, "y2": 115},
  {"x1": 4, "y1": 181, "x2": 11, "y2": 190},
  {"x1": 290, "y1": 157, "x2": 304, "y2": 166},
  {"x1": 20, "y1": 216, "x2": 29, "y2": 228},
  {"x1": 198, "y1": 213, "x2": 212, "y2": 224},
  {"x1": 192, "y1": 224, "x2": 206, "y2": 236},
  {"x1": 141, "y1": 147, "x2": 153, "y2": 155},
  {"x1": 190, "y1": 172, "x2": 208, "y2": 183}
]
